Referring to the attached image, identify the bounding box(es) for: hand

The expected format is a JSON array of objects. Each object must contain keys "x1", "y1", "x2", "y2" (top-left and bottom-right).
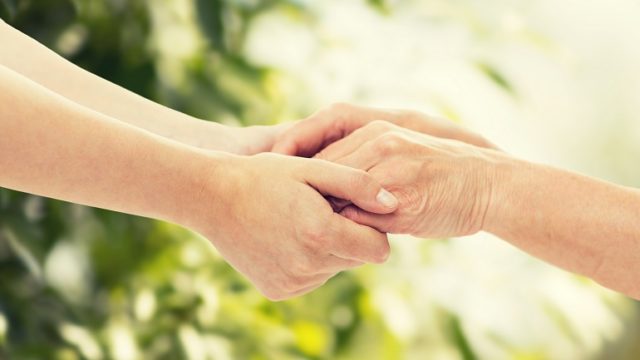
[
  {"x1": 167, "y1": 120, "x2": 292, "y2": 156},
  {"x1": 316, "y1": 121, "x2": 504, "y2": 239},
  {"x1": 188, "y1": 152, "x2": 398, "y2": 301},
  {"x1": 272, "y1": 102, "x2": 499, "y2": 157},
  {"x1": 231, "y1": 123, "x2": 294, "y2": 155}
]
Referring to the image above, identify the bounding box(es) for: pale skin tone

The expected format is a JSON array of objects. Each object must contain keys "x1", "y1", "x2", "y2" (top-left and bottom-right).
[
  {"x1": 3, "y1": 18, "x2": 638, "y2": 300},
  {"x1": 0, "y1": 21, "x2": 403, "y2": 301},
  {"x1": 0, "y1": 65, "x2": 401, "y2": 301},
  {"x1": 274, "y1": 109, "x2": 640, "y2": 300},
  {"x1": 0, "y1": 20, "x2": 283, "y2": 155}
]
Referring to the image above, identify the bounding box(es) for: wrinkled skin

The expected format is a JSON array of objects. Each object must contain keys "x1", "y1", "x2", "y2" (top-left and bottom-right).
[{"x1": 315, "y1": 121, "x2": 503, "y2": 239}]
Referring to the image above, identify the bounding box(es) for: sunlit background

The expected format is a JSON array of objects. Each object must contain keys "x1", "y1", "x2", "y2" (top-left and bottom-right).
[{"x1": 1, "y1": 0, "x2": 640, "y2": 359}]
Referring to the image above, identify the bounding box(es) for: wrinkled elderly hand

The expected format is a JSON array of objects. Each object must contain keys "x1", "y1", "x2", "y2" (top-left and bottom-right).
[
  {"x1": 190, "y1": 152, "x2": 398, "y2": 300},
  {"x1": 272, "y1": 102, "x2": 498, "y2": 157},
  {"x1": 316, "y1": 121, "x2": 505, "y2": 239},
  {"x1": 315, "y1": 120, "x2": 640, "y2": 301}
]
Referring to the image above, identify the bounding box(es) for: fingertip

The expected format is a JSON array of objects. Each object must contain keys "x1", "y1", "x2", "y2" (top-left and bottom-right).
[
  {"x1": 355, "y1": 190, "x2": 398, "y2": 215},
  {"x1": 344, "y1": 170, "x2": 397, "y2": 214},
  {"x1": 361, "y1": 227, "x2": 391, "y2": 264},
  {"x1": 339, "y1": 205, "x2": 360, "y2": 221},
  {"x1": 373, "y1": 237, "x2": 391, "y2": 264},
  {"x1": 376, "y1": 189, "x2": 399, "y2": 212}
]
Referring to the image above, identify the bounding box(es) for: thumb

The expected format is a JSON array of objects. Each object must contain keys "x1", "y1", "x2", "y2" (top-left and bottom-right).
[
  {"x1": 272, "y1": 115, "x2": 351, "y2": 157},
  {"x1": 302, "y1": 160, "x2": 398, "y2": 214},
  {"x1": 271, "y1": 120, "x2": 320, "y2": 157}
]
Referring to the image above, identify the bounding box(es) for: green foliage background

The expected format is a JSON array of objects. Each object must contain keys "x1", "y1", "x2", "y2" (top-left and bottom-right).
[
  {"x1": 0, "y1": 1, "x2": 430, "y2": 359},
  {"x1": 1, "y1": 0, "x2": 639, "y2": 359}
]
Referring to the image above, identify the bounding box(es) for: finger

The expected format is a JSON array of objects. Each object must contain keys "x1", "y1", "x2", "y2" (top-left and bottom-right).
[
  {"x1": 303, "y1": 160, "x2": 398, "y2": 214},
  {"x1": 272, "y1": 116, "x2": 347, "y2": 157},
  {"x1": 327, "y1": 213, "x2": 391, "y2": 264},
  {"x1": 326, "y1": 196, "x2": 352, "y2": 213},
  {"x1": 339, "y1": 205, "x2": 398, "y2": 234},
  {"x1": 273, "y1": 104, "x2": 387, "y2": 157},
  {"x1": 330, "y1": 139, "x2": 381, "y2": 171},
  {"x1": 314, "y1": 120, "x2": 392, "y2": 162},
  {"x1": 314, "y1": 131, "x2": 368, "y2": 162}
]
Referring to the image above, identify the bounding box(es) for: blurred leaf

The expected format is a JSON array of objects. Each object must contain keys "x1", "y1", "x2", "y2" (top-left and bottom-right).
[
  {"x1": 367, "y1": 0, "x2": 390, "y2": 14},
  {"x1": 476, "y1": 61, "x2": 517, "y2": 96},
  {"x1": 448, "y1": 315, "x2": 476, "y2": 360},
  {"x1": 0, "y1": 0, "x2": 16, "y2": 20},
  {"x1": 196, "y1": 0, "x2": 225, "y2": 50},
  {"x1": 542, "y1": 301, "x2": 581, "y2": 344},
  {"x1": 1, "y1": 228, "x2": 43, "y2": 283}
]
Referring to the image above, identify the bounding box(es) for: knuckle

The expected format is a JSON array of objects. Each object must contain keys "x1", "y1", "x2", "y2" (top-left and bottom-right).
[
  {"x1": 374, "y1": 132, "x2": 405, "y2": 155},
  {"x1": 303, "y1": 222, "x2": 328, "y2": 244}
]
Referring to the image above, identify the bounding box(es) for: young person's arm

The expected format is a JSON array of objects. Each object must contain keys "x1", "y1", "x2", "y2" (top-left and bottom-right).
[
  {"x1": 0, "y1": 21, "x2": 283, "y2": 155},
  {"x1": 0, "y1": 65, "x2": 397, "y2": 300}
]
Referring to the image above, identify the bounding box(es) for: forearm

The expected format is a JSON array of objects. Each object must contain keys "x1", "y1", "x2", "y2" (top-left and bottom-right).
[
  {"x1": 0, "y1": 64, "x2": 223, "y2": 225},
  {"x1": 0, "y1": 21, "x2": 261, "y2": 153},
  {"x1": 485, "y1": 157, "x2": 640, "y2": 298}
]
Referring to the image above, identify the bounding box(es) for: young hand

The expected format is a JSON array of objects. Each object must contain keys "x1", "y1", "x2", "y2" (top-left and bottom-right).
[{"x1": 187, "y1": 152, "x2": 398, "y2": 300}]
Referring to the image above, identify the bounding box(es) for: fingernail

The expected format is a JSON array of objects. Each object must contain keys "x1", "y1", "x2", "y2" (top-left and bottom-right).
[{"x1": 376, "y1": 189, "x2": 398, "y2": 208}]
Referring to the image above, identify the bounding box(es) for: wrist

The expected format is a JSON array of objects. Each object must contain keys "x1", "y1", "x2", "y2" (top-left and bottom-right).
[
  {"x1": 161, "y1": 115, "x2": 244, "y2": 154},
  {"x1": 480, "y1": 153, "x2": 529, "y2": 236},
  {"x1": 166, "y1": 149, "x2": 241, "y2": 229}
]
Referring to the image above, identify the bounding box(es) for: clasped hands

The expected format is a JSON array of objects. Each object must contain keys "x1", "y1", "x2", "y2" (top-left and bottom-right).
[
  {"x1": 3, "y1": 22, "x2": 637, "y2": 300},
  {"x1": 193, "y1": 103, "x2": 503, "y2": 301}
]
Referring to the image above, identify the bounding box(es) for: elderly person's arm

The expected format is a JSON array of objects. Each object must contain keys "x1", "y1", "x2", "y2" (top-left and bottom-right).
[{"x1": 316, "y1": 120, "x2": 640, "y2": 300}]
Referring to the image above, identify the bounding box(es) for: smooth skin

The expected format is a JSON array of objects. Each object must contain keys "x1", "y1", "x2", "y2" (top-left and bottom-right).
[
  {"x1": 0, "y1": 20, "x2": 283, "y2": 155},
  {"x1": 278, "y1": 118, "x2": 640, "y2": 300},
  {"x1": 0, "y1": 65, "x2": 399, "y2": 301}
]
